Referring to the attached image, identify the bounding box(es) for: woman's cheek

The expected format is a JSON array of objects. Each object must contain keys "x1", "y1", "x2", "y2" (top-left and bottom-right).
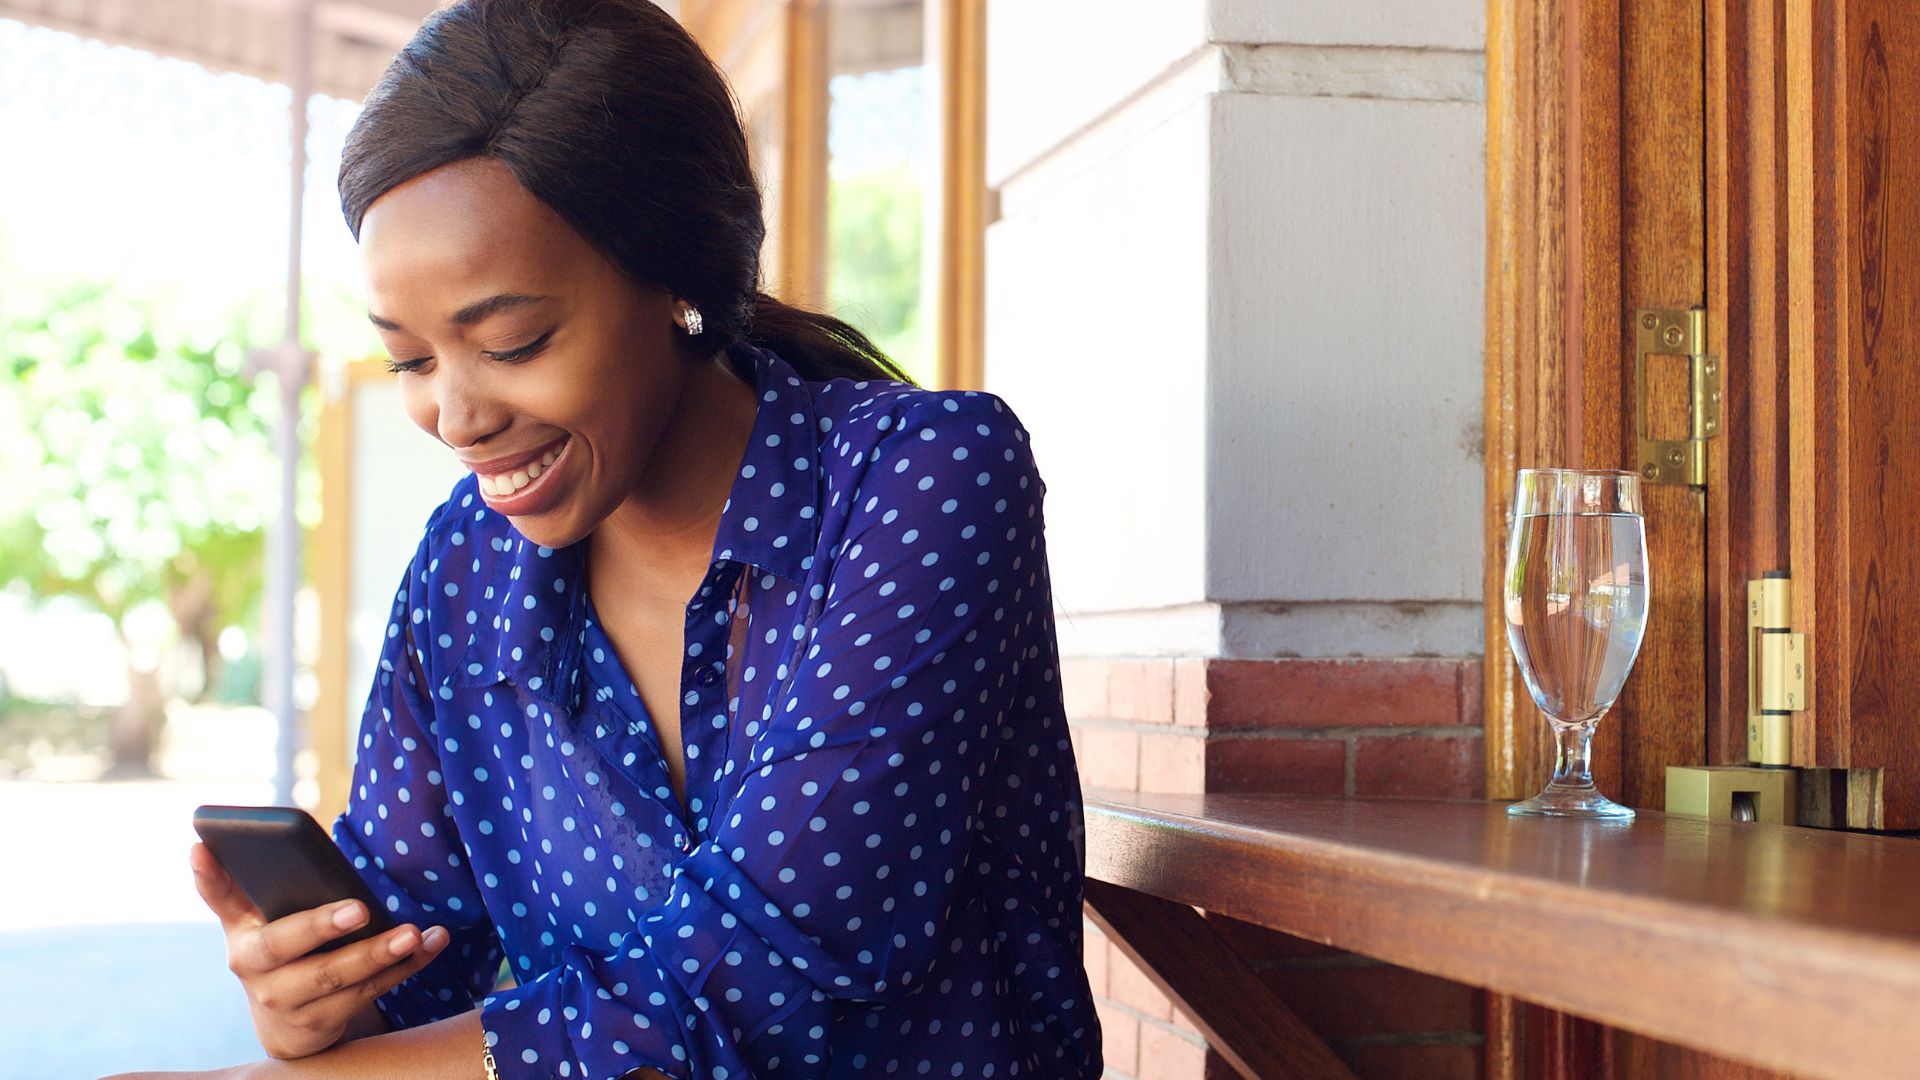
[{"x1": 398, "y1": 378, "x2": 442, "y2": 443}]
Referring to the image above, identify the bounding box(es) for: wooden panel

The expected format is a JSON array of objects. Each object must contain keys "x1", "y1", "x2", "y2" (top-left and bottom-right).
[
  {"x1": 1706, "y1": 0, "x2": 1796, "y2": 769},
  {"x1": 1492, "y1": 996, "x2": 1799, "y2": 1079},
  {"x1": 681, "y1": 0, "x2": 781, "y2": 59},
  {"x1": 1486, "y1": 0, "x2": 1709, "y2": 809},
  {"x1": 1834, "y1": 2, "x2": 1920, "y2": 826},
  {"x1": 1611, "y1": 1031, "x2": 1813, "y2": 1079},
  {"x1": 1788, "y1": 0, "x2": 1920, "y2": 828},
  {"x1": 1084, "y1": 789, "x2": 1920, "y2": 1080},
  {"x1": 930, "y1": 0, "x2": 986, "y2": 392},
  {"x1": 1524, "y1": 1005, "x2": 1607, "y2": 1080},
  {"x1": 1487, "y1": 991, "x2": 1523, "y2": 1080},
  {"x1": 777, "y1": 0, "x2": 830, "y2": 306},
  {"x1": 1484, "y1": 0, "x2": 1565, "y2": 802},
  {"x1": 1592, "y1": 0, "x2": 1709, "y2": 809},
  {"x1": 1081, "y1": 880, "x2": 1358, "y2": 1080},
  {"x1": 312, "y1": 362, "x2": 358, "y2": 825},
  {"x1": 684, "y1": 0, "x2": 805, "y2": 301}
]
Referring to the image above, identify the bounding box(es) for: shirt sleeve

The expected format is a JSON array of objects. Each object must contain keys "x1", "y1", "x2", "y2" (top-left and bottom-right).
[
  {"x1": 332, "y1": 528, "x2": 506, "y2": 1030},
  {"x1": 480, "y1": 394, "x2": 1052, "y2": 1080}
]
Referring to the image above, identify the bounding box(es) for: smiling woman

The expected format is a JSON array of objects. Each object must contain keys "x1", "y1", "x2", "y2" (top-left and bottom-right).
[{"x1": 105, "y1": 2, "x2": 1102, "y2": 1080}]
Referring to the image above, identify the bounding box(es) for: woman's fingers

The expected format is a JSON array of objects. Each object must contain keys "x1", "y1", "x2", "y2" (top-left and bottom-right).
[
  {"x1": 304, "y1": 924, "x2": 438, "y2": 998},
  {"x1": 231, "y1": 899, "x2": 372, "y2": 977},
  {"x1": 247, "y1": 922, "x2": 438, "y2": 1014},
  {"x1": 188, "y1": 843, "x2": 263, "y2": 931},
  {"x1": 299, "y1": 925, "x2": 450, "y2": 1022}
]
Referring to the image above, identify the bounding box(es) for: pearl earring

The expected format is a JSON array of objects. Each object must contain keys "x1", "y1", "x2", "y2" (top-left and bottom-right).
[{"x1": 682, "y1": 303, "x2": 704, "y2": 336}]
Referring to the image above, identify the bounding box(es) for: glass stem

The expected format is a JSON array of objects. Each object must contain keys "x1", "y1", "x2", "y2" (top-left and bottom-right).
[{"x1": 1549, "y1": 721, "x2": 1597, "y2": 791}]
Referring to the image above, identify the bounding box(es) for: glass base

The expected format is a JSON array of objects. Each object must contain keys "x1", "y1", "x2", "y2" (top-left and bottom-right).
[{"x1": 1506, "y1": 784, "x2": 1636, "y2": 820}]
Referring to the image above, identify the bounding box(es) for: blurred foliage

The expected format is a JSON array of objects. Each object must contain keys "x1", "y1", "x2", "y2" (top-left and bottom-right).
[
  {"x1": 208, "y1": 646, "x2": 264, "y2": 706},
  {"x1": 828, "y1": 163, "x2": 928, "y2": 383},
  {"x1": 0, "y1": 276, "x2": 278, "y2": 635},
  {"x1": 0, "y1": 696, "x2": 109, "y2": 779}
]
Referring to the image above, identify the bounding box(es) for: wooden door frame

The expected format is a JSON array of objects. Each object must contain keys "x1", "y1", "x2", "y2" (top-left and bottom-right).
[
  {"x1": 1484, "y1": 0, "x2": 1835, "y2": 1074},
  {"x1": 683, "y1": 0, "x2": 987, "y2": 391},
  {"x1": 1484, "y1": 0, "x2": 1711, "y2": 808}
]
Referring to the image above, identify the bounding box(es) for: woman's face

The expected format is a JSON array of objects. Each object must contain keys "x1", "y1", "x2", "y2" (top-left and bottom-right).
[{"x1": 359, "y1": 157, "x2": 690, "y2": 550}]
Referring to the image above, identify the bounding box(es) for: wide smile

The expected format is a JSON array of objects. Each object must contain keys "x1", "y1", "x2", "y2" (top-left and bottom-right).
[{"x1": 473, "y1": 436, "x2": 572, "y2": 515}]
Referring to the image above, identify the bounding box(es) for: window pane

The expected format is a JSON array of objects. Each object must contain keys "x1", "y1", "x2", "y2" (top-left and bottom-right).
[{"x1": 825, "y1": 0, "x2": 930, "y2": 385}]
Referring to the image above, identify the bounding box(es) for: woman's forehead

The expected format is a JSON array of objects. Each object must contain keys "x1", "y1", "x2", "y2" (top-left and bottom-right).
[{"x1": 360, "y1": 159, "x2": 583, "y2": 313}]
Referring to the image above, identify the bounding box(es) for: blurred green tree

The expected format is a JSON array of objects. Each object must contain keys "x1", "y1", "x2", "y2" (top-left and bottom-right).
[
  {"x1": 828, "y1": 163, "x2": 927, "y2": 383},
  {"x1": 0, "y1": 279, "x2": 276, "y2": 773}
]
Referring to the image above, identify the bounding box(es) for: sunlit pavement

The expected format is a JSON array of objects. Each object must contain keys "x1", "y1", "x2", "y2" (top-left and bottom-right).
[{"x1": 0, "y1": 706, "x2": 287, "y2": 1078}]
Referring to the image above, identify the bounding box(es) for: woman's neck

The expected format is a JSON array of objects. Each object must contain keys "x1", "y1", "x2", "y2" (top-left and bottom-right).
[{"x1": 587, "y1": 347, "x2": 758, "y2": 597}]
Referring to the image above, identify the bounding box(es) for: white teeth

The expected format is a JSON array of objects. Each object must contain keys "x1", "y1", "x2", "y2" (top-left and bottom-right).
[{"x1": 478, "y1": 442, "x2": 565, "y2": 500}]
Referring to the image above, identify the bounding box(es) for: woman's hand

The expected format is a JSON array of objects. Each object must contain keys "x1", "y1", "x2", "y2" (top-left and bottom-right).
[{"x1": 190, "y1": 842, "x2": 450, "y2": 1059}]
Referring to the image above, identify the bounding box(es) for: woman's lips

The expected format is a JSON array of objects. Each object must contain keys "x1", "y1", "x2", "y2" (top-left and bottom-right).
[
  {"x1": 477, "y1": 439, "x2": 564, "y2": 497},
  {"x1": 475, "y1": 437, "x2": 572, "y2": 515}
]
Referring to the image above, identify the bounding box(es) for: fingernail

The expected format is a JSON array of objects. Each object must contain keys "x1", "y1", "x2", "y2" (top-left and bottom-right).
[
  {"x1": 333, "y1": 902, "x2": 366, "y2": 930},
  {"x1": 422, "y1": 926, "x2": 448, "y2": 949},
  {"x1": 389, "y1": 929, "x2": 418, "y2": 957}
]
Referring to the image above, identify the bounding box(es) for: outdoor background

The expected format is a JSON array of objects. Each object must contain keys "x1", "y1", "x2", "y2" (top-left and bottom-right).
[
  {"x1": 0, "y1": 12, "x2": 934, "y2": 1073},
  {"x1": 0, "y1": 0, "x2": 1497, "y2": 1074}
]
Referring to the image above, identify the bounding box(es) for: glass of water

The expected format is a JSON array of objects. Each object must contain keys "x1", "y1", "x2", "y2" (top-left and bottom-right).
[{"x1": 1502, "y1": 468, "x2": 1648, "y2": 820}]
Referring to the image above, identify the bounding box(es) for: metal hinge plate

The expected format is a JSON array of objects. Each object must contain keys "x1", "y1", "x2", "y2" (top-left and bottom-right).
[
  {"x1": 1747, "y1": 574, "x2": 1805, "y2": 767},
  {"x1": 1636, "y1": 307, "x2": 1720, "y2": 486}
]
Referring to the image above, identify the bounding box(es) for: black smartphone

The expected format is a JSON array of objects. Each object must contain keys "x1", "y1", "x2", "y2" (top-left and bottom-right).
[{"x1": 192, "y1": 804, "x2": 397, "y2": 954}]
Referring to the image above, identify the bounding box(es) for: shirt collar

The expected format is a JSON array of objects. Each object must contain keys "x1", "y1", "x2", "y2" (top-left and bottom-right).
[
  {"x1": 451, "y1": 341, "x2": 822, "y2": 707},
  {"x1": 708, "y1": 341, "x2": 823, "y2": 587}
]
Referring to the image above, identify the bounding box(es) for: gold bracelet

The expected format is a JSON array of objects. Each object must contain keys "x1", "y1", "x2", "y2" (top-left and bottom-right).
[{"x1": 482, "y1": 1028, "x2": 501, "y2": 1080}]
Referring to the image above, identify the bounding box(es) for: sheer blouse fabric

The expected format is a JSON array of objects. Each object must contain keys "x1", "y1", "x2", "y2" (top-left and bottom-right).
[{"x1": 332, "y1": 343, "x2": 1102, "y2": 1079}]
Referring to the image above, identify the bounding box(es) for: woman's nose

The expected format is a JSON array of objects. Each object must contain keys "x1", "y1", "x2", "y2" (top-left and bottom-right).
[{"x1": 434, "y1": 369, "x2": 506, "y2": 449}]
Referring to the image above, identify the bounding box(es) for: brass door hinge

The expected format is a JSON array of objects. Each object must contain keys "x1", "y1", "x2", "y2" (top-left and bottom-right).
[
  {"x1": 1635, "y1": 307, "x2": 1720, "y2": 486},
  {"x1": 1747, "y1": 573, "x2": 1805, "y2": 766}
]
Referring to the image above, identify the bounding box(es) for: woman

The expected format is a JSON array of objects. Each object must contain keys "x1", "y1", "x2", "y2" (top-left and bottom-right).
[{"x1": 147, "y1": 1, "x2": 1099, "y2": 1078}]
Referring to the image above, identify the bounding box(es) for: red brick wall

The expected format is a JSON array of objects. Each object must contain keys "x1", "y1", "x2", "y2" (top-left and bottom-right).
[{"x1": 1069, "y1": 656, "x2": 1488, "y2": 1080}]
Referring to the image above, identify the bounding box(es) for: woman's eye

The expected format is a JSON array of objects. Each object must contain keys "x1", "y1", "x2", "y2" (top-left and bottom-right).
[
  {"x1": 484, "y1": 329, "x2": 554, "y2": 363},
  {"x1": 386, "y1": 356, "x2": 431, "y2": 374}
]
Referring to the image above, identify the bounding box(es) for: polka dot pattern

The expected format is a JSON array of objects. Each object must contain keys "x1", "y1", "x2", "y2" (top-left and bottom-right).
[{"x1": 331, "y1": 343, "x2": 1102, "y2": 1079}]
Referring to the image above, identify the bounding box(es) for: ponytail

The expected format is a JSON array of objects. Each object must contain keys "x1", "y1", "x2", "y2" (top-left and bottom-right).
[{"x1": 741, "y1": 290, "x2": 916, "y2": 386}]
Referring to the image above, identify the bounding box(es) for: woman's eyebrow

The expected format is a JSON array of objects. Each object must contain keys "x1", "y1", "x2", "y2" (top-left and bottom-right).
[{"x1": 368, "y1": 293, "x2": 554, "y2": 332}]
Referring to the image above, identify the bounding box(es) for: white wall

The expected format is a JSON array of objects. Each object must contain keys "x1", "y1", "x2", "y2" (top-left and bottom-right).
[
  {"x1": 1207, "y1": 88, "x2": 1483, "y2": 605},
  {"x1": 986, "y1": 72, "x2": 1214, "y2": 616},
  {"x1": 984, "y1": 0, "x2": 1486, "y2": 658},
  {"x1": 1210, "y1": 0, "x2": 1483, "y2": 49}
]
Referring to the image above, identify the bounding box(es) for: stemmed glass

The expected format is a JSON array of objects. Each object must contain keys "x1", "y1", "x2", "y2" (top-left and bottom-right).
[{"x1": 1502, "y1": 468, "x2": 1649, "y2": 820}]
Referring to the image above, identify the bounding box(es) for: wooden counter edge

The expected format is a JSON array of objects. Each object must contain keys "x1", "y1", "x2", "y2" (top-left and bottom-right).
[{"x1": 1080, "y1": 793, "x2": 1920, "y2": 1080}]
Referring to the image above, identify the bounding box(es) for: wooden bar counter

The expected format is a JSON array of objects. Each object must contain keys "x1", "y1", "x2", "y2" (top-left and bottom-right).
[{"x1": 1081, "y1": 790, "x2": 1920, "y2": 1080}]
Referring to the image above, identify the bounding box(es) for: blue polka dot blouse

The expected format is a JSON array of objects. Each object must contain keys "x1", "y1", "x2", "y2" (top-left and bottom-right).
[{"x1": 331, "y1": 342, "x2": 1103, "y2": 1079}]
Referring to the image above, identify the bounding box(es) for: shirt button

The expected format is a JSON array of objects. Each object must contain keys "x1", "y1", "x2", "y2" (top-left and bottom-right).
[{"x1": 697, "y1": 667, "x2": 720, "y2": 686}]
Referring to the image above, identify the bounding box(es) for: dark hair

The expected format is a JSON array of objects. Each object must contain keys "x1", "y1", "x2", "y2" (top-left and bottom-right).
[{"x1": 338, "y1": 0, "x2": 912, "y2": 385}]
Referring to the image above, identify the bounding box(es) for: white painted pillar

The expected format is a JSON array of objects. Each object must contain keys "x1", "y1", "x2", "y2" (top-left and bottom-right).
[{"x1": 984, "y1": 0, "x2": 1487, "y2": 661}]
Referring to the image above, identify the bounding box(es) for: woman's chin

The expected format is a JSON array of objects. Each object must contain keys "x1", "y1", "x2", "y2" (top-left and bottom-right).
[{"x1": 507, "y1": 514, "x2": 588, "y2": 550}]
